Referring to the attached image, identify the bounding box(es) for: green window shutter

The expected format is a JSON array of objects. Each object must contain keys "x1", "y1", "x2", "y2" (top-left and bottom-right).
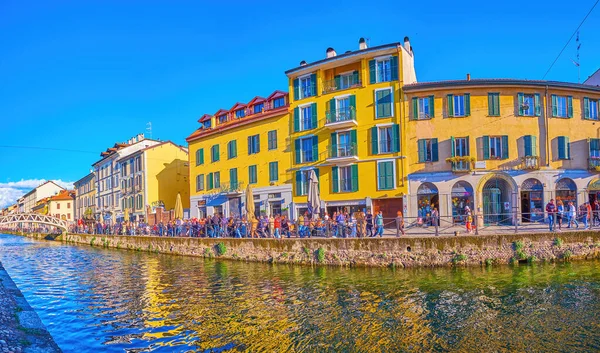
[
  {"x1": 349, "y1": 95, "x2": 356, "y2": 117},
  {"x1": 294, "y1": 139, "x2": 301, "y2": 164},
  {"x1": 232, "y1": 140, "x2": 237, "y2": 158},
  {"x1": 351, "y1": 164, "x2": 359, "y2": 192},
  {"x1": 377, "y1": 163, "x2": 386, "y2": 188},
  {"x1": 368, "y1": 60, "x2": 376, "y2": 84},
  {"x1": 431, "y1": 138, "x2": 439, "y2": 162},
  {"x1": 518, "y1": 93, "x2": 524, "y2": 116},
  {"x1": 417, "y1": 139, "x2": 426, "y2": 162},
  {"x1": 311, "y1": 103, "x2": 317, "y2": 128},
  {"x1": 552, "y1": 95, "x2": 558, "y2": 117},
  {"x1": 466, "y1": 136, "x2": 470, "y2": 156},
  {"x1": 567, "y1": 96, "x2": 573, "y2": 118},
  {"x1": 451, "y1": 136, "x2": 455, "y2": 157},
  {"x1": 447, "y1": 94, "x2": 454, "y2": 117},
  {"x1": 293, "y1": 79, "x2": 299, "y2": 101},
  {"x1": 488, "y1": 93, "x2": 500, "y2": 116},
  {"x1": 429, "y1": 95, "x2": 435, "y2": 118},
  {"x1": 249, "y1": 165, "x2": 256, "y2": 184},
  {"x1": 293, "y1": 107, "x2": 300, "y2": 132},
  {"x1": 483, "y1": 136, "x2": 490, "y2": 160},
  {"x1": 386, "y1": 162, "x2": 394, "y2": 189},
  {"x1": 312, "y1": 136, "x2": 318, "y2": 161},
  {"x1": 524, "y1": 135, "x2": 532, "y2": 156},
  {"x1": 314, "y1": 168, "x2": 320, "y2": 191},
  {"x1": 558, "y1": 136, "x2": 566, "y2": 159},
  {"x1": 412, "y1": 97, "x2": 418, "y2": 120},
  {"x1": 488, "y1": 93, "x2": 494, "y2": 116},
  {"x1": 247, "y1": 136, "x2": 252, "y2": 155},
  {"x1": 334, "y1": 75, "x2": 340, "y2": 90},
  {"x1": 531, "y1": 135, "x2": 537, "y2": 156},
  {"x1": 330, "y1": 132, "x2": 338, "y2": 158},
  {"x1": 295, "y1": 171, "x2": 302, "y2": 196},
  {"x1": 591, "y1": 138, "x2": 600, "y2": 152},
  {"x1": 214, "y1": 172, "x2": 220, "y2": 188},
  {"x1": 534, "y1": 94, "x2": 541, "y2": 116},
  {"x1": 584, "y1": 97, "x2": 590, "y2": 118},
  {"x1": 390, "y1": 56, "x2": 398, "y2": 81},
  {"x1": 350, "y1": 129, "x2": 357, "y2": 148},
  {"x1": 464, "y1": 93, "x2": 471, "y2": 116},
  {"x1": 256, "y1": 135, "x2": 260, "y2": 153},
  {"x1": 207, "y1": 173, "x2": 213, "y2": 190},
  {"x1": 309, "y1": 73, "x2": 317, "y2": 97},
  {"x1": 371, "y1": 127, "x2": 379, "y2": 155},
  {"x1": 392, "y1": 124, "x2": 400, "y2": 153},
  {"x1": 215, "y1": 145, "x2": 220, "y2": 161},
  {"x1": 501, "y1": 135, "x2": 509, "y2": 159},
  {"x1": 230, "y1": 168, "x2": 237, "y2": 187},
  {"x1": 329, "y1": 99, "x2": 336, "y2": 118},
  {"x1": 332, "y1": 166, "x2": 339, "y2": 193},
  {"x1": 566, "y1": 136, "x2": 571, "y2": 159},
  {"x1": 269, "y1": 162, "x2": 278, "y2": 182}
]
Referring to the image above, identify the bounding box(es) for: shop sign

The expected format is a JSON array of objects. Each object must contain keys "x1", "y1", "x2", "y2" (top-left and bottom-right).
[
  {"x1": 151, "y1": 200, "x2": 165, "y2": 208},
  {"x1": 197, "y1": 200, "x2": 206, "y2": 206},
  {"x1": 504, "y1": 202, "x2": 511, "y2": 211},
  {"x1": 326, "y1": 200, "x2": 366, "y2": 207},
  {"x1": 475, "y1": 161, "x2": 486, "y2": 169}
]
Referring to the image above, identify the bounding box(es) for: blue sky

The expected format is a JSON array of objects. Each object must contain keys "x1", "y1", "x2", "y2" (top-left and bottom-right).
[{"x1": 1, "y1": 0, "x2": 599, "y2": 207}]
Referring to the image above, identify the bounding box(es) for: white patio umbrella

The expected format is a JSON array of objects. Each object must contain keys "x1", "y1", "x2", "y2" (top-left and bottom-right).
[{"x1": 307, "y1": 170, "x2": 321, "y2": 219}]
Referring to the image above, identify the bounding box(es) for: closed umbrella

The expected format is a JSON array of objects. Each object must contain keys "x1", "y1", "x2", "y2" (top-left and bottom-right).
[
  {"x1": 245, "y1": 184, "x2": 255, "y2": 220},
  {"x1": 307, "y1": 169, "x2": 321, "y2": 219},
  {"x1": 174, "y1": 193, "x2": 183, "y2": 220},
  {"x1": 124, "y1": 207, "x2": 130, "y2": 223}
]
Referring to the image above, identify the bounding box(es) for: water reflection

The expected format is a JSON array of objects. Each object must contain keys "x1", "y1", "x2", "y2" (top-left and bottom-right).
[{"x1": 1, "y1": 234, "x2": 600, "y2": 352}]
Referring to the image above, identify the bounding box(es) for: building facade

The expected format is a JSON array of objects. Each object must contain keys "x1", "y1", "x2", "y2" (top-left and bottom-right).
[
  {"x1": 285, "y1": 38, "x2": 416, "y2": 219},
  {"x1": 117, "y1": 141, "x2": 190, "y2": 222},
  {"x1": 20, "y1": 181, "x2": 65, "y2": 213},
  {"x1": 47, "y1": 190, "x2": 75, "y2": 222},
  {"x1": 187, "y1": 91, "x2": 292, "y2": 219},
  {"x1": 404, "y1": 79, "x2": 600, "y2": 225},
  {"x1": 73, "y1": 172, "x2": 96, "y2": 221}
]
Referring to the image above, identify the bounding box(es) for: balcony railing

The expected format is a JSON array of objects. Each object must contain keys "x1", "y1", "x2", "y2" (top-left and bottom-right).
[
  {"x1": 325, "y1": 107, "x2": 356, "y2": 125},
  {"x1": 589, "y1": 157, "x2": 600, "y2": 171},
  {"x1": 219, "y1": 181, "x2": 245, "y2": 194},
  {"x1": 446, "y1": 156, "x2": 473, "y2": 172},
  {"x1": 339, "y1": 179, "x2": 355, "y2": 193},
  {"x1": 322, "y1": 72, "x2": 361, "y2": 94},
  {"x1": 328, "y1": 143, "x2": 358, "y2": 159},
  {"x1": 522, "y1": 156, "x2": 540, "y2": 170}
]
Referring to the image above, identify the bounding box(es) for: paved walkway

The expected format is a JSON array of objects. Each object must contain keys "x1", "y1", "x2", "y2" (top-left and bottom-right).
[{"x1": 0, "y1": 261, "x2": 61, "y2": 353}]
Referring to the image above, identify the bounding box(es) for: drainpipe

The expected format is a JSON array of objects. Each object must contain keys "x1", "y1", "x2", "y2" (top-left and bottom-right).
[{"x1": 545, "y1": 85, "x2": 550, "y2": 167}]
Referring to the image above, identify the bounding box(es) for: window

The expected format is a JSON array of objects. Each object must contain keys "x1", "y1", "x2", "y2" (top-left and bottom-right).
[
  {"x1": 296, "y1": 104, "x2": 316, "y2": 131},
  {"x1": 295, "y1": 169, "x2": 318, "y2": 196},
  {"x1": 269, "y1": 161, "x2": 278, "y2": 182},
  {"x1": 488, "y1": 93, "x2": 500, "y2": 116},
  {"x1": 375, "y1": 88, "x2": 393, "y2": 118},
  {"x1": 339, "y1": 71, "x2": 358, "y2": 90},
  {"x1": 214, "y1": 171, "x2": 220, "y2": 188},
  {"x1": 411, "y1": 96, "x2": 434, "y2": 119},
  {"x1": 67, "y1": 202, "x2": 70, "y2": 209},
  {"x1": 218, "y1": 114, "x2": 228, "y2": 124},
  {"x1": 249, "y1": 165, "x2": 257, "y2": 184},
  {"x1": 253, "y1": 103, "x2": 264, "y2": 114},
  {"x1": 332, "y1": 165, "x2": 358, "y2": 193},
  {"x1": 332, "y1": 130, "x2": 357, "y2": 157},
  {"x1": 557, "y1": 136, "x2": 571, "y2": 160},
  {"x1": 552, "y1": 95, "x2": 572, "y2": 118},
  {"x1": 136, "y1": 195, "x2": 143, "y2": 210},
  {"x1": 298, "y1": 74, "x2": 316, "y2": 99},
  {"x1": 230, "y1": 168, "x2": 238, "y2": 188},
  {"x1": 268, "y1": 130, "x2": 277, "y2": 150},
  {"x1": 524, "y1": 135, "x2": 537, "y2": 157},
  {"x1": 371, "y1": 125, "x2": 400, "y2": 154},
  {"x1": 417, "y1": 139, "x2": 439, "y2": 162},
  {"x1": 447, "y1": 94, "x2": 470, "y2": 117},
  {"x1": 196, "y1": 174, "x2": 204, "y2": 191},
  {"x1": 57, "y1": 203, "x2": 60, "y2": 210},
  {"x1": 211, "y1": 144, "x2": 219, "y2": 162},
  {"x1": 452, "y1": 137, "x2": 470, "y2": 156},
  {"x1": 248, "y1": 134, "x2": 260, "y2": 155},
  {"x1": 207, "y1": 173, "x2": 214, "y2": 190},
  {"x1": 235, "y1": 109, "x2": 245, "y2": 119},
  {"x1": 377, "y1": 161, "x2": 395, "y2": 190},
  {"x1": 196, "y1": 149, "x2": 204, "y2": 165},
  {"x1": 273, "y1": 97, "x2": 285, "y2": 108},
  {"x1": 517, "y1": 93, "x2": 541, "y2": 116},
  {"x1": 227, "y1": 140, "x2": 237, "y2": 159},
  {"x1": 584, "y1": 98, "x2": 599, "y2": 120},
  {"x1": 483, "y1": 136, "x2": 508, "y2": 159},
  {"x1": 295, "y1": 136, "x2": 318, "y2": 163},
  {"x1": 590, "y1": 138, "x2": 600, "y2": 158}
]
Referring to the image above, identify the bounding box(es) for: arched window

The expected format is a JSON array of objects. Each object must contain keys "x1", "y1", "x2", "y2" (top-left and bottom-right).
[{"x1": 556, "y1": 178, "x2": 577, "y2": 207}]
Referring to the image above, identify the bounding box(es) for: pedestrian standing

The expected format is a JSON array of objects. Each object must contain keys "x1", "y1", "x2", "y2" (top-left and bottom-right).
[
  {"x1": 465, "y1": 210, "x2": 473, "y2": 234},
  {"x1": 395, "y1": 211, "x2": 405, "y2": 237},
  {"x1": 546, "y1": 199, "x2": 557, "y2": 231},
  {"x1": 556, "y1": 200, "x2": 564, "y2": 231},
  {"x1": 567, "y1": 201, "x2": 579, "y2": 229},
  {"x1": 593, "y1": 200, "x2": 600, "y2": 227},
  {"x1": 365, "y1": 210, "x2": 374, "y2": 237},
  {"x1": 375, "y1": 211, "x2": 384, "y2": 237}
]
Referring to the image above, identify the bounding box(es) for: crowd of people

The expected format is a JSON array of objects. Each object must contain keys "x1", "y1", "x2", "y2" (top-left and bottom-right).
[
  {"x1": 545, "y1": 199, "x2": 600, "y2": 232},
  {"x1": 68, "y1": 210, "x2": 408, "y2": 238}
]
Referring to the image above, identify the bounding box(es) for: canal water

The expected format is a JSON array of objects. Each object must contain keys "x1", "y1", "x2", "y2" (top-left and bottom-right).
[{"x1": 1, "y1": 233, "x2": 600, "y2": 352}]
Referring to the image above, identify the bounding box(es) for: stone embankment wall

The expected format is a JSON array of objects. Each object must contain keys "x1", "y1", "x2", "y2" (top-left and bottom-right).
[{"x1": 9, "y1": 231, "x2": 600, "y2": 268}]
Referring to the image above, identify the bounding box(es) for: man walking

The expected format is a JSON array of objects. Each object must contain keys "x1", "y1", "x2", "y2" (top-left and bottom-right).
[
  {"x1": 546, "y1": 199, "x2": 556, "y2": 232},
  {"x1": 375, "y1": 211, "x2": 384, "y2": 237}
]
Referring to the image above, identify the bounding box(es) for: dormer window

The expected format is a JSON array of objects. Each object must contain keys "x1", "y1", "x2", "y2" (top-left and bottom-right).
[
  {"x1": 253, "y1": 103, "x2": 264, "y2": 114},
  {"x1": 235, "y1": 109, "x2": 246, "y2": 118},
  {"x1": 218, "y1": 114, "x2": 228, "y2": 124},
  {"x1": 273, "y1": 97, "x2": 285, "y2": 108}
]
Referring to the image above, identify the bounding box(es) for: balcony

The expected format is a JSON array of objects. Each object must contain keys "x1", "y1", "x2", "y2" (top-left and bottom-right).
[
  {"x1": 522, "y1": 156, "x2": 540, "y2": 170},
  {"x1": 589, "y1": 157, "x2": 600, "y2": 171},
  {"x1": 446, "y1": 156, "x2": 473, "y2": 173},
  {"x1": 327, "y1": 143, "x2": 358, "y2": 163},
  {"x1": 322, "y1": 72, "x2": 362, "y2": 94},
  {"x1": 325, "y1": 107, "x2": 357, "y2": 129},
  {"x1": 219, "y1": 181, "x2": 245, "y2": 195}
]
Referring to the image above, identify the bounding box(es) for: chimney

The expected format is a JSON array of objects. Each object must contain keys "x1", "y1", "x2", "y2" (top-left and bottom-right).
[
  {"x1": 403, "y1": 36, "x2": 411, "y2": 53},
  {"x1": 466, "y1": 73, "x2": 471, "y2": 81},
  {"x1": 326, "y1": 47, "x2": 337, "y2": 58},
  {"x1": 300, "y1": 60, "x2": 307, "y2": 66},
  {"x1": 359, "y1": 37, "x2": 367, "y2": 50}
]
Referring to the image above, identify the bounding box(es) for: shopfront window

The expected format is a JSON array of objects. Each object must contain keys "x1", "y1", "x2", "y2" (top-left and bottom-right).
[
  {"x1": 417, "y1": 182, "x2": 439, "y2": 226},
  {"x1": 555, "y1": 178, "x2": 577, "y2": 207},
  {"x1": 451, "y1": 181, "x2": 474, "y2": 224},
  {"x1": 521, "y1": 178, "x2": 544, "y2": 223}
]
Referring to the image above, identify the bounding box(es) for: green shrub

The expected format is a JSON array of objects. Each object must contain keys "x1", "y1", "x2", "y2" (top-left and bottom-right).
[
  {"x1": 316, "y1": 247, "x2": 325, "y2": 263},
  {"x1": 216, "y1": 242, "x2": 227, "y2": 256},
  {"x1": 509, "y1": 257, "x2": 518, "y2": 265},
  {"x1": 485, "y1": 258, "x2": 494, "y2": 267},
  {"x1": 452, "y1": 254, "x2": 467, "y2": 264},
  {"x1": 281, "y1": 252, "x2": 288, "y2": 258},
  {"x1": 554, "y1": 238, "x2": 563, "y2": 248},
  {"x1": 203, "y1": 248, "x2": 212, "y2": 257},
  {"x1": 513, "y1": 240, "x2": 524, "y2": 252},
  {"x1": 303, "y1": 246, "x2": 310, "y2": 257},
  {"x1": 563, "y1": 250, "x2": 572, "y2": 261},
  {"x1": 90, "y1": 237, "x2": 96, "y2": 246},
  {"x1": 527, "y1": 255, "x2": 538, "y2": 263},
  {"x1": 516, "y1": 250, "x2": 527, "y2": 260}
]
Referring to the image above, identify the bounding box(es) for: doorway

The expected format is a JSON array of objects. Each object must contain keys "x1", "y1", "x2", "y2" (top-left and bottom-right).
[
  {"x1": 520, "y1": 178, "x2": 544, "y2": 223},
  {"x1": 482, "y1": 177, "x2": 512, "y2": 225}
]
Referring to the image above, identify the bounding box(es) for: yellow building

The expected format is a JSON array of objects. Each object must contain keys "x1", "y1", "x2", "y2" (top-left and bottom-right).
[
  {"x1": 285, "y1": 37, "x2": 416, "y2": 219},
  {"x1": 404, "y1": 78, "x2": 600, "y2": 225},
  {"x1": 73, "y1": 172, "x2": 96, "y2": 221},
  {"x1": 186, "y1": 91, "x2": 291, "y2": 218},
  {"x1": 117, "y1": 141, "x2": 190, "y2": 222}
]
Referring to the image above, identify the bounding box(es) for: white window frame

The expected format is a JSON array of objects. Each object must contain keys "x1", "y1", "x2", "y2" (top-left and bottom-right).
[
  {"x1": 588, "y1": 99, "x2": 599, "y2": 120},
  {"x1": 418, "y1": 97, "x2": 431, "y2": 119},
  {"x1": 298, "y1": 102, "x2": 314, "y2": 131},
  {"x1": 489, "y1": 136, "x2": 503, "y2": 159},
  {"x1": 339, "y1": 71, "x2": 354, "y2": 90},
  {"x1": 522, "y1": 94, "x2": 535, "y2": 116},
  {"x1": 299, "y1": 136, "x2": 315, "y2": 163},
  {"x1": 453, "y1": 95, "x2": 466, "y2": 117},
  {"x1": 374, "y1": 55, "x2": 392, "y2": 83},
  {"x1": 377, "y1": 125, "x2": 394, "y2": 154},
  {"x1": 377, "y1": 159, "x2": 396, "y2": 190},
  {"x1": 454, "y1": 137, "x2": 468, "y2": 157},
  {"x1": 299, "y1": 74, "x2": 312, "y2": 99},
  {"x1": 374, "y1": 87, "x2": 394, "y2": 118},
  {"x1": 338, "y1": 165, "x2": 353, "y2": 192},
  {"x1": 555, "y1": 95, "x2": 568, "y2": 118}
]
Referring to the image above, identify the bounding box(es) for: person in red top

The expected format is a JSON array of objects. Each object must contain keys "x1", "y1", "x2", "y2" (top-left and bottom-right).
[
  {"x1": 273, "y1": 215, "x2": 282, "y2": 239},
  {"x1": 546, "y1": 199, "x2": 557, "y2": 232}
]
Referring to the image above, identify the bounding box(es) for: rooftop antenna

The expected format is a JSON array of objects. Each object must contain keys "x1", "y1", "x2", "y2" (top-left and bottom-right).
[
  {"x1": 571, "y1": 31, "x2": 581, "y2": 83},
  {"x1": 146, "y1": 122, "x2": 153, "y2": 140}
]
